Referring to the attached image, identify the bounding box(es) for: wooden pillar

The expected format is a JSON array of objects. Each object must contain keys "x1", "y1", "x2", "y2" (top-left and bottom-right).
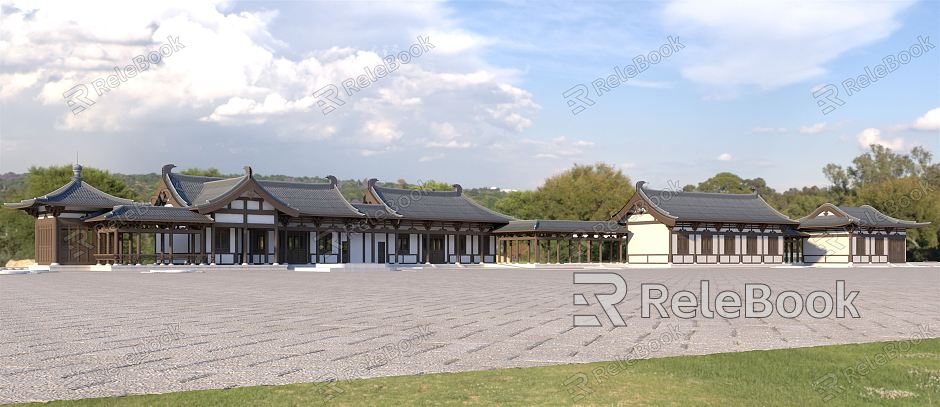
[
  {"x1": 578, "y1": 238, "x2": 581, "y2": 263},
  {"x1": 471, "y1": 234, "x2": 476, "y2": 264},
  {"x1": 394, "y1": 231, "x2": 400, "y2": 264},
  {"x1": 314, "y1": 231, "x2": 320, "y2": 264},
  {"x1": 210, "y1": 228, "x2": 217, "y2": 265},
  {"x1": 168, "y1": 226, "x2": 174, "y2": 265},
  {"x1": 599, "y1": 239, "x2": 604, "y2": 264},
  {"x1": 241, "y1": 227, "x2": 251, "y2": 264},
  {"x1": 556, "y1": 238, "x2": 560, "y2": 264},
  {"x1": 274, "y1": 218, "x2": 280, "y2": 265}
]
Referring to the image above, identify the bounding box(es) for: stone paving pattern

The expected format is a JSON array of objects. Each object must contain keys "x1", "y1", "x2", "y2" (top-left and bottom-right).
[{"x1": 1, "y1": 266, "x2": 938, "y2": 403}]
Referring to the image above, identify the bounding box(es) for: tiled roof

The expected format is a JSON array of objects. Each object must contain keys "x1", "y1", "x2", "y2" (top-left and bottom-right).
[
  {"x1": 258, "y1": 180, "x2": 363, "y2": 218},
  {"x1": 165, "y1": 172, "x2": 224, "y2": 206},
  {"x1": 494, "y1": 220, "x2": 628, "y2": 234},
  {"x1": 638, "y1": 182, "x2": 797, "y2": 224},
  {"x1": 85, "y1": 204, "x2": 213, "y2": 224},
  {"x1": 4, "y1": 165, "x2": 134, "y2": 210},
  {"x1": 798, "y1": 204, "x2": 930, "y2": 229},
  {"x1": 369, "y1": 183, "x2": 514, "y2": 223},
  {"x1": 351, "y1": 203, "x2": 401, "y2": 219},
  {"x1": 164, "y1": 166, "x2": 361, "y2": 218}
]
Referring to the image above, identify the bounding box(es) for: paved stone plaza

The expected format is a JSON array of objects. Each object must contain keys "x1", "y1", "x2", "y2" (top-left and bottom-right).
[{"x1": 1, "y1": 266, "x2": 938, "y2": 403}]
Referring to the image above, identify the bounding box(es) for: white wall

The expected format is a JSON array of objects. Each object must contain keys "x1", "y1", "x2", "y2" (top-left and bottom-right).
[{"x1": 627, "y1": 223, "x2": 669, "y2": 264}]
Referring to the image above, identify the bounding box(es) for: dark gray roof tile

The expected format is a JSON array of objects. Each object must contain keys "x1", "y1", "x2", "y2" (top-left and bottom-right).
[{"x1": 639, "y1": 182, "x2": 796, "y2": 224}]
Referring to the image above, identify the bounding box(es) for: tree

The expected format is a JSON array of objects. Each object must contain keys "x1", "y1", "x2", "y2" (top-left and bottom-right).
[
  {"x1": 684, "y1": 172, "x2": 774, "y2": 195},
  {"x1": 180, "y1": 168, "x2": 225, "y2": 177},
  {"x1": 495, "y1": 163, "x2": 634, "y2": 221}
]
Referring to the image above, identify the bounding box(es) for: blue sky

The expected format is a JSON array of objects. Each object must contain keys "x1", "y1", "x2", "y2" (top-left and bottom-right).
[{"x1": 1, "y1": 0, "x2": 937, "y2": 191}]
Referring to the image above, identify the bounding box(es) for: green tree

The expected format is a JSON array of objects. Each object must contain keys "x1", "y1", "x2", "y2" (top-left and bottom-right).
[
  {"x1": 684, "y1": 172, "x2": 774, "y2": 195},
  {"x1": 180, "y1": 168, "x2": 225, "y2": 177},
  {"x1": 495, "y1": 163, "x2": 634, "y2": 221}
]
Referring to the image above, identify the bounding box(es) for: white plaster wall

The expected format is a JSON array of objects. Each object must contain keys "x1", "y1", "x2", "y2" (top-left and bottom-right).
[
  {"x1": 627, "y1": 214, "x2": 655, "y2": 222},
  {"x1": 247, "y1": 214, "x2": 274, "y2": 224},
  {"x1": 215, "y1": 213, "x2": 243, "y2": 223},
  {"x1": 627, "y1": 222, "x2": 669, "y2": 263},
  {"x1": 805, "y1": 234, "x2": 851, "y2": 263}
]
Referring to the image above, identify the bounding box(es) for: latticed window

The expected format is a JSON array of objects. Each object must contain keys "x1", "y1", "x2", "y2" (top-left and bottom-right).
[
  {"x1": 747, "y1": 236, "x2": 758, "y2": 254},
  {"x1": 397, "y1": 234, "x2": 410, "y2": 252},
  {"x1": 318, "y1": 233, "x2": 333, "y2": 253},
  {"x1": 702, "y1": 235, "x2": 714, "y2": 255},
  {"x1": 677, "y1": 233, "x2": 690, "y2": 255},
  {"x1": 724, "y1": 235, "x2": 736, "y2": 255},
  {"x1": 856, "y1": 236, "x2": 866, "y2": 255},
  {"x1": 768, "y1": 236, "x2": 779, "y2": 255}
]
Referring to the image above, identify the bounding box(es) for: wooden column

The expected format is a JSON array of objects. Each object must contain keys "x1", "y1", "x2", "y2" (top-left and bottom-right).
[
  {"x1": 274, "y1": 218, "x2": 280, "y2": 264},
  {"x1": 168, "y1": 226, "x2": 174, "y2": 265}
]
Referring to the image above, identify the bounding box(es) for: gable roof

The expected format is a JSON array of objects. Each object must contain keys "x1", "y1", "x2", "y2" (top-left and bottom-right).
[
  {"x1": 494, "y1": 219, "x2": 628, "y2": 234},
  {"x1": 799, "y1": 203, "x2": 930, "y2": 229},
  {"x1": 3, "y1": 165, "x2": 134, "y2": 211},
  {"x1": 365, "y1": 179, "x2": 514, "y2": 224},
  {"x1": 162, "y1": 165, "x2": 360, "y2": 218},
  {"x1": 629, "y1": 181, "x2": 797, "y2": 225}
]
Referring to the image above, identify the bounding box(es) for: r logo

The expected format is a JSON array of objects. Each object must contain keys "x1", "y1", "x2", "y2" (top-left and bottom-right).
[
  {"x1": 812, "y1": 84, "x2": 844, "y2": 115},
  {"x1": 573, "y1": 272, "x2": 627, "y2": 327},
  {"x1": 562, "y1": 84, "x2": 594, "y2": 115},
  {"x1": 313, "y1": 84, "x2": 345, "y2": 115}
]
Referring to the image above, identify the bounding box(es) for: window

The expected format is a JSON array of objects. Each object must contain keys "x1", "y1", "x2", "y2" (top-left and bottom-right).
[
  {"x1": 676, "y1": 233, "x2": 690, "y2": 255},
  {"x1": 318, "y1": 233, "x2": 333, "y2": 253},
  {"x1": 768, "y1": 236, "x2": 779, "y2": 255},
  {"x1": 855, "y1": 236, "x2": 866, "y2": 255},
  {"x1": 462, "y1": 236, "x2": 471, "y2": 254},
  {"x1": 702, "y1": 235, "x2": 713, "y2": 255},
  {"x1": 397, "y1": 234, "x2": 410, "y2": 253},
  {"x1": 747, "y1": 236, "x2": 758, "y2": 254},
  {"x1": 250, "y1": 230, "x2": 265, "y2": 253},
  {"x1": 214, "y1": 228, "x2": 230, "y2": 252},
  {"x1": 724, "y1": 235, "x2": 736, "y2": 255}
]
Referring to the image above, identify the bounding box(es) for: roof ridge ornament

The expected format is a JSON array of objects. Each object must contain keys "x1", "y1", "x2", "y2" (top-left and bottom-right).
[
  {"x1": 243, "y1": 166, "x2": 253, "y2": 177},
  {"x1": 72, "y1": 164, "x2": 83, "y2": 181},
  {"x1": 367, "y1": 178, "x2": 378, "y2": 189},
  {"x1": 452, "y1": 184, "x2": 462, "y2": 194},
  {"x1": 326, "y1": 175, "x2": 338, "y2": 187},
  {"x1": 161, "y1": 164, "x2": 176, "y2": 176}
]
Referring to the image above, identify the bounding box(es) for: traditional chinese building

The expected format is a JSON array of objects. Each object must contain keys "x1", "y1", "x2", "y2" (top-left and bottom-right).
[{"x1": 3, "y1": 165, "x2": 930, "y2": 267}]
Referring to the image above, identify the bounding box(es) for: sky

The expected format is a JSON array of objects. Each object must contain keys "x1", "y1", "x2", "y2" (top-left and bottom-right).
[{"x1": 0, "y1": 0, "x2": 938, "y2": 191}]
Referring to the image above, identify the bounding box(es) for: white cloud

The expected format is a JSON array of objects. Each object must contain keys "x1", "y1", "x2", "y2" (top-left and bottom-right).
[
  {"x1": 856, "y1": 128, "x2": 904, "y2": 150},
  {"x1": 799, "y1": 122, "x2": 827, "y2": 134},
  {"x1": 0, "y1": 1, "x2": 539, "y2": 155},
  {"x1": 662, "y1": 0, "x2": 914, "y2": 90},
  {"x1": 912, "y1": 107, "x2": 940, "y2": 131},
  {"x1": 718, "y1": 153, "x2": 733, "y2": 161}
]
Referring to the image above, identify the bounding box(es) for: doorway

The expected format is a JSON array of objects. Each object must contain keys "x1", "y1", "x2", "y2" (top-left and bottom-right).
[
  {"x1": 285, "y1": 231, "x2": 308, "y2": 264},
  {"x1": 429, "y1": 235, "x2": 445, "y2": 264}
]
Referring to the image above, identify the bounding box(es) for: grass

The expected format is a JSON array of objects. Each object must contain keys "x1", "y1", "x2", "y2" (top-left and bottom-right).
[{"x1": 19, "y1": 338, "x2": 940, "y2": 406}]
